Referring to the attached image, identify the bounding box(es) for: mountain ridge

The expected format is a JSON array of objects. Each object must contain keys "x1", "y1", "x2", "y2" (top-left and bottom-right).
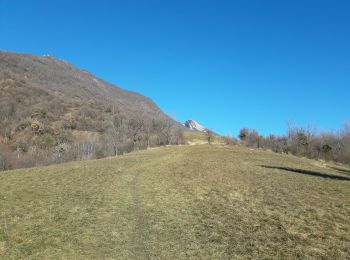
[
  {"x1": 184, "y1": 119, "x2": 207, "y2": 132},
  {"x1": 0, "y1": 51, "x2": 168, "y2": 119}
]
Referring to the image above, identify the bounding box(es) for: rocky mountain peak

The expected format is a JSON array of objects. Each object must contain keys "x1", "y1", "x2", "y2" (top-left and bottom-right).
[{"x1": 184, "y1": 119, "x2": 207, "y2": 132}]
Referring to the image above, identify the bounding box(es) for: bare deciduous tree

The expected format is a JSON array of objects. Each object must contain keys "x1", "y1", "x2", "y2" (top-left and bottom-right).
[{"x1": 206, "y1": 129, "x2": 214, "y2": 145}]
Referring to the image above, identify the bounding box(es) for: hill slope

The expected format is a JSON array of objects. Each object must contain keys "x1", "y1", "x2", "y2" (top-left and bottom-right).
[
  {"x1": 0, "y1": 145, "x2": 349, "y2": 259},
  {"x1": 0, "y1": 51, "x2": 183, "y2": 169},
  {"x1": 0, "y1": 51, "x2": 164, "y2": 117}
]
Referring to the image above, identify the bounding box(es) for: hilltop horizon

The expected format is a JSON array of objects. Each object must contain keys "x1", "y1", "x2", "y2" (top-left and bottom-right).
[
  {"x1": 1, "y1": 49, "x2": 348, "y2": 138},
  {"x1": 1, "y1": 1, "x2": 350, "y2": 135}
]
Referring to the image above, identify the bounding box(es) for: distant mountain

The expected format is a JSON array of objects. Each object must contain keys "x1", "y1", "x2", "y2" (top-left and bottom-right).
[{"x1": 184, "y1": 119, "x2": 207, "y2": 132}]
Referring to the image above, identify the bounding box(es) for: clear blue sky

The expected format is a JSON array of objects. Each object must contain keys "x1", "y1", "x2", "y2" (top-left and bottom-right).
[{"x1": 1, "y1": 0, "x2": 349, "y2": 135}]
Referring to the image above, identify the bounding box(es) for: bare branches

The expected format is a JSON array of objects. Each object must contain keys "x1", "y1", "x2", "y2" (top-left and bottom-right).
[{"x1": 238, "y1": 123, "x2": 350, "y2": 164}]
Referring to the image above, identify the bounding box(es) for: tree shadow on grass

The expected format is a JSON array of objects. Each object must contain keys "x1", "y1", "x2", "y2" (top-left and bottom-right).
[
  {"x1": 260, "y1": 165, "x2": 350, "y2": 181},
  {"x1": 328, "y1": 166, "x2": 350, "y2": 176}
]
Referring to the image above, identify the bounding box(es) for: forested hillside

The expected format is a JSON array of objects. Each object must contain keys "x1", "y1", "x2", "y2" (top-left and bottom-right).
[{"x1": 0, "y1": 51, "x2": 184, "y2": 170}]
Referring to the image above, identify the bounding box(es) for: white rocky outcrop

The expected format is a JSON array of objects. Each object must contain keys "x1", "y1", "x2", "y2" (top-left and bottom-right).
[{"x1": 183, "y1": 119, "x2": 207, "y2": 132}]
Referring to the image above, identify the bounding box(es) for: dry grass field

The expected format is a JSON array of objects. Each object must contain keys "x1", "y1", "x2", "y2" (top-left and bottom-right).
[
  {"x1": 183, "y1": 130, "x2": 227, "y2": 145},
  {"x1": 0, "y1": 145, "x2": 349, "y2": 259}
]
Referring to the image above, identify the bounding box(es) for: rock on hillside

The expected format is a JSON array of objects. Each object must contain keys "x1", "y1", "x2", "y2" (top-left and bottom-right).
[{"x1": 184, "y1": 119, "x2": 207, "y2": 132}]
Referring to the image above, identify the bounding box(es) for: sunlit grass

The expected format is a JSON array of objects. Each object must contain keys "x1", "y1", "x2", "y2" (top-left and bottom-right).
[
  {"x1": 183, "y1": 130, "x2": 226, "y2": 145},
  {"x1": 0, "y1": 145, "x2": 349, "y2": 258}
]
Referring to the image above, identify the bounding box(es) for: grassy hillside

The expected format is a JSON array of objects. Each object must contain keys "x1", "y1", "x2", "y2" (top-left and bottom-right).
[
  {"x1": 183, "y1": 130, "x2": 209, "y2": 144},
  {"x1": 183, "y1": 130, "x2": 230, "y2": 145},
  {"x1": 0, "y1": 145, "x2": 349, "y2": 259}
]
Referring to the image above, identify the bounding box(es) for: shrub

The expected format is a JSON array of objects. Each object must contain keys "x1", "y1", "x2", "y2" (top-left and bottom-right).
[
  {"x1": 41, "y1": 134, "x2": 56, "y2": 149},
  {"x1": 31, "y1": 108, "x2": 48, "y2": 119},
  {"x1": 31, "y1": 120, "x2": 44, "y2": 135},
  {"x1": 57, "y1": 130, "x2": 73, "y2": 144}
]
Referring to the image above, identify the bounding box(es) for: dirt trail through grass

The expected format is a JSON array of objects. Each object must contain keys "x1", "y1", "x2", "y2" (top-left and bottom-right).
[{"x1": 128, "y1": 170, "x2": 150, "y2": 259}]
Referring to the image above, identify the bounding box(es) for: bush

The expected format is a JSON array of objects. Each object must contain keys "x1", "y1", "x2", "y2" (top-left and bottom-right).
[
  {"x1": 31, "y1": 120, "x2": 45, "y2": 135},
  {"x1": 41, "y1": 134, "x2": 56, "y2": 149},
  {"x1": 57, "y1": 129, "x2": 73, "y2": 144},
  {"x1": 31, "y1": 108, "x2": 48, "y2": 119},
  {"x1": 60, "y1": 120, "x2": 77, "y2": 130}
]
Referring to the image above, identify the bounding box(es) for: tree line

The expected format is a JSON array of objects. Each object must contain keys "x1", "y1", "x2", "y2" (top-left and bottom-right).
[
  {"x1": 0, "y1": 115, "x2": 184, "y2": 171},
  {"x1": 238, "y1": 122, "x2": 350, "y2": 165},
  {"x1": 0, "y1": 81, "x2": 184, "y2": 171}
]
